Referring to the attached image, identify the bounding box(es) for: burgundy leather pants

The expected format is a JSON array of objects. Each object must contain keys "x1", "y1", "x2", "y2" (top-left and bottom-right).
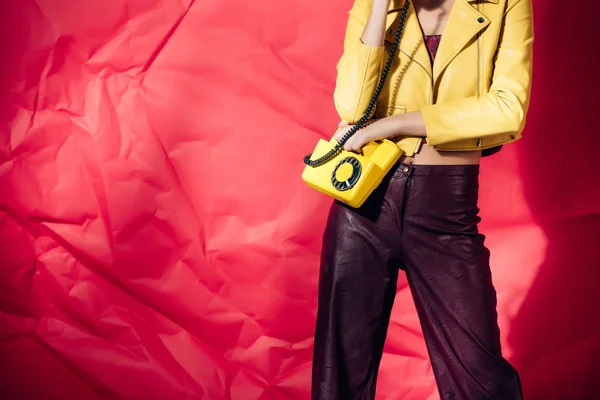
[{"x1": 311, "y1": 163, "x2": 522, "y2": 400}]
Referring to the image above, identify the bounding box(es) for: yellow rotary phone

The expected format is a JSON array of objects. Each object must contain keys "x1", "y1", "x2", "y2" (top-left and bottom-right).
[{"x1": 302, "y1": 0, "x2": 410, "y2": 208}]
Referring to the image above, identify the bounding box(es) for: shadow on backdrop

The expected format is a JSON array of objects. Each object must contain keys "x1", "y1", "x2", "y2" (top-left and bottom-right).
[{"x1": 509, "y1": 0, "x2": 600, "y2": 398}]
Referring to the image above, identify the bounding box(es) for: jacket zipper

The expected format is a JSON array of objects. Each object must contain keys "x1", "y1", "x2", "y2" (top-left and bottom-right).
[
  {"x1": 398, "y1": 48, "x2": 432, "y2": 152},
  {"x1": 477, "y1": 1, "x2": 481, "y2": 99}
]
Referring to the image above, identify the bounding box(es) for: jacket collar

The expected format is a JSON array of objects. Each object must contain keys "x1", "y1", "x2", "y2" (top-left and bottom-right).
[{"x1": 385, "y1": 0, "x2": 493, "y2": 81}]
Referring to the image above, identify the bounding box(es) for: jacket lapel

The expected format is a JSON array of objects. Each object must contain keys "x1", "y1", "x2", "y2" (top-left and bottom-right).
[
  {"x1": 433, "y1": 0, "x2": 490, "y2": 82},
  {"x1": 385, "y1": 0, "x2": 432, "y2": 78}
]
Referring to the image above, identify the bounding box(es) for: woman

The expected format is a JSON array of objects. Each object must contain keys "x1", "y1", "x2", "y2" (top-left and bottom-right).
[{"x1": 311, "y1": 0, "x2": 533, "y2": 399}]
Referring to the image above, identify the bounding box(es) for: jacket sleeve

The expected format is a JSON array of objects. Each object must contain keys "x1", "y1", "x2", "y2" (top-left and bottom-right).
[
  {"x1": 422, "y1": 0, "x2": 534, "y2": 147},
  {"x1": 333, "y1": 0, "x2": 386, "y2": 124}
]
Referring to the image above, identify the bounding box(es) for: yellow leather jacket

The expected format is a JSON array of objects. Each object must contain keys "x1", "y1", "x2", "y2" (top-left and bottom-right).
[{"x1": 334, "y1": 0, "x2": 534, "y2": 156}]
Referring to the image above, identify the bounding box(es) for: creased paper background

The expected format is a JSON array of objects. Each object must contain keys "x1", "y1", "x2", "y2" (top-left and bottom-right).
[{"x1": 1, "y1": 0, "x2": 599, "y2": 399}]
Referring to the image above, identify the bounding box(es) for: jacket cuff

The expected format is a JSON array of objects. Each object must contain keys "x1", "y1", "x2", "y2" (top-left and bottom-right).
[{"x1": 421, "y1": 102, "x2": 470, "y2": 147}]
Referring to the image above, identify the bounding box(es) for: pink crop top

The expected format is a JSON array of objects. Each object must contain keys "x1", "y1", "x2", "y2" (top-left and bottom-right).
[
  {"x1": 424, "y1": 34, "x2": 442, "y2": 64},
  {"x1": 422, "y1": 35, "x2": 441, "y2": 145}
]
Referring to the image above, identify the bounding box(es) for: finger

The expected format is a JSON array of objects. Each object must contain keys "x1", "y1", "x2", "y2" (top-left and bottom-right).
[
  {"x1": 344, "y1": 128, "x2": 369, "y2": 153},
  {"x1": 351, "y1": 138, "x2": 366, "y2": 153},
  {"x1": 349, "y1": 128, "x2": 375, "y2": 152},
  {"x1": 332, "y1": 128, "x2": 344, "y2": 142},
  {"x1": 343, "y1": 134, "x2": 361, "y2": 152},
  {"x1": 350, "y1": 136, "x2": 368, "y2": 152},
  {"x1": 342, "y1": 136, "x2": 353, "y2": 151},
  {"x1": 333, "y1": 125, "x2": 352, "y2": 142},
  {"x1": 338, "y1": 120, "x2": 349, "y2": 127}
]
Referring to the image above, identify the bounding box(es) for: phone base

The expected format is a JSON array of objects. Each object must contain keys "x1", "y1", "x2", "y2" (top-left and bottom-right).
[{"x1": 302, "y1": 138, "x2": 402, "y2": 208}]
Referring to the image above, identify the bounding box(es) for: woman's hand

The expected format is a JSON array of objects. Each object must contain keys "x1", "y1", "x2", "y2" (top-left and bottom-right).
[
  {"x1": 362, "y1": 0, "x2": 393, "y2": 47},
  {"x1": 333, "y1": 118, "x2": 392, "y2": 152},
  {"x1": 333, "y1": 112, "x2": 427, "y2": 152}
]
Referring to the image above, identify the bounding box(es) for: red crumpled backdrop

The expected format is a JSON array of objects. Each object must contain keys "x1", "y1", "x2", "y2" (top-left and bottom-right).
[{"x1": 0, "y1": 0, "x2": 599, "y2": 399}]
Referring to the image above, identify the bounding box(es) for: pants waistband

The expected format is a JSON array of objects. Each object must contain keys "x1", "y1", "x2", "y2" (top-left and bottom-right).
[{"x1": 392, "y1": 162, "x2": 480, "y2": 178}]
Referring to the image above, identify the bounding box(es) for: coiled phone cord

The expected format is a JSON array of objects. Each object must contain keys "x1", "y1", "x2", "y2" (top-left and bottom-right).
[{"x1": 303, "y1": 0, "x2": 411, "y2": 167}]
